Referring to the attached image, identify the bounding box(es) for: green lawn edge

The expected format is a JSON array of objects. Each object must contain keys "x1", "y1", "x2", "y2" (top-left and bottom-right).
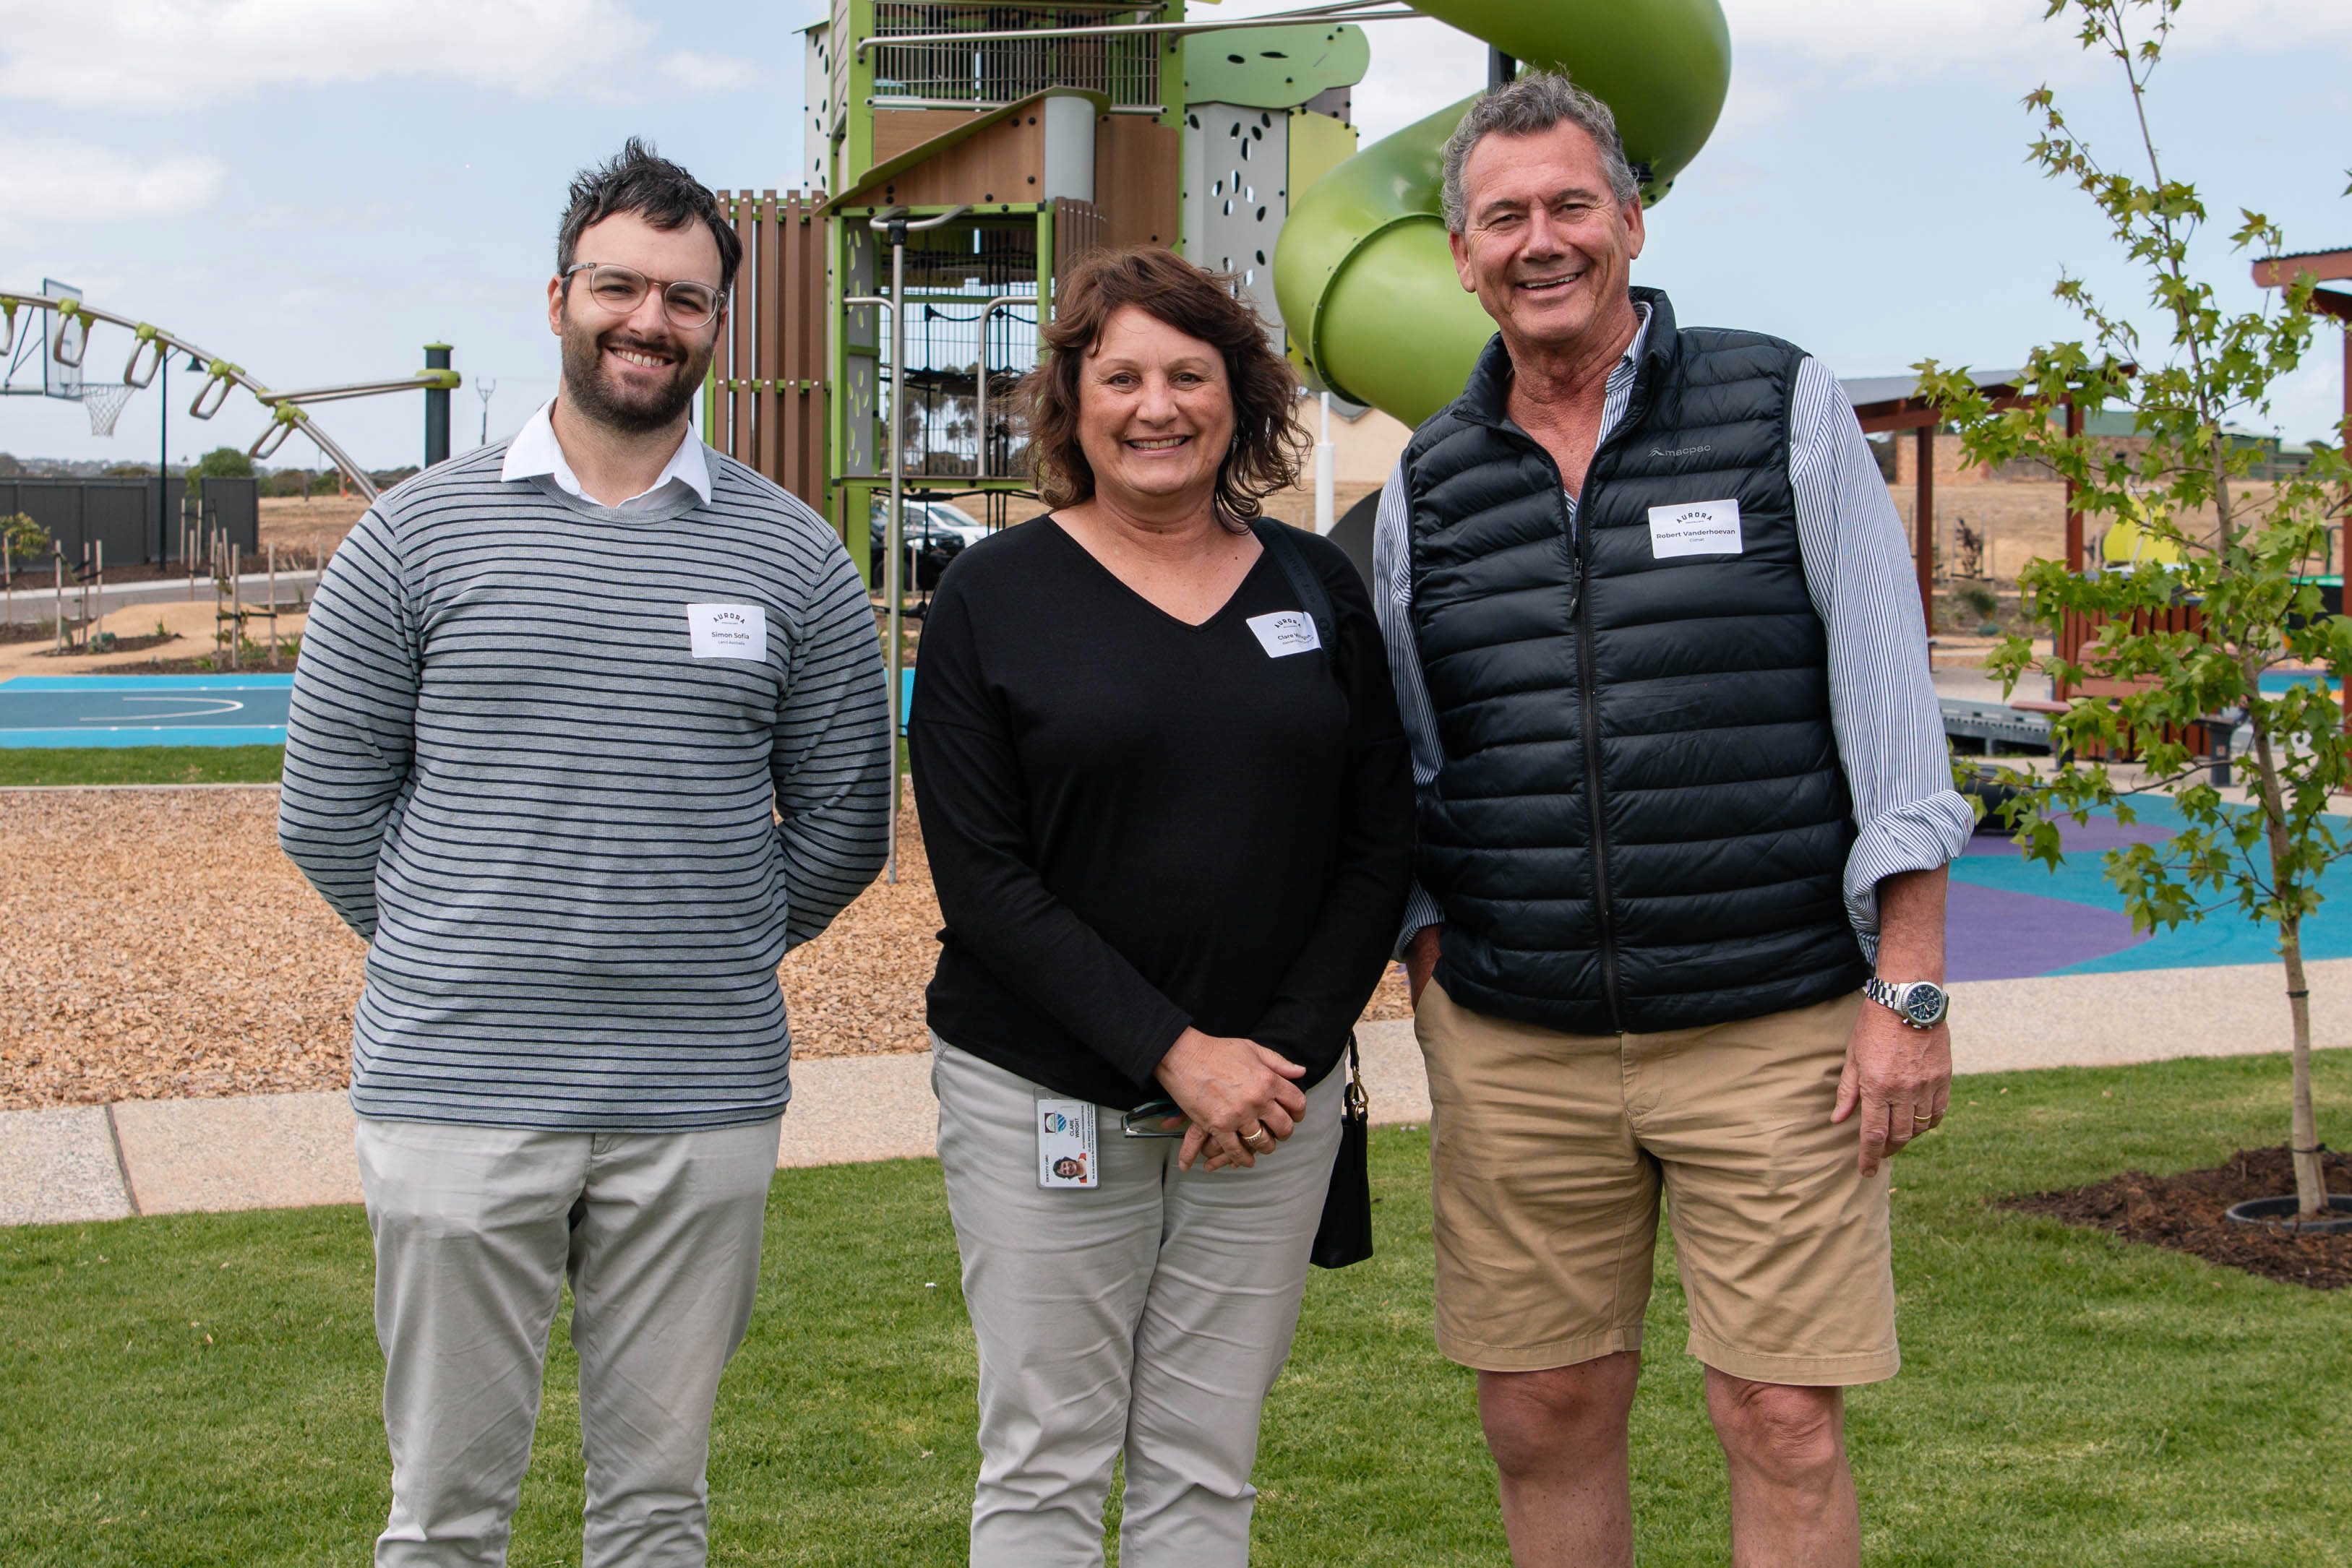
[
  {"x1": 1, "y1": 1053, "x2": 2345, "y2": 1566},
  {"x1": 0, "y1": 746, "x2": 285, "y2": 786}
]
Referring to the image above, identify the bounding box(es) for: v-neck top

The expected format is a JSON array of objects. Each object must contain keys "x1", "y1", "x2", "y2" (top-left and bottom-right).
[{"x1": 908, "y1": 514, "x2": 1415, "y2": 1107}]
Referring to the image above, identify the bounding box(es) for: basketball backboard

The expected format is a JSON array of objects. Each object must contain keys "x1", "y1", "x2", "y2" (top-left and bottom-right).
[{"x1": 42, "y1": 277, "x2": 82, "y2": 402}]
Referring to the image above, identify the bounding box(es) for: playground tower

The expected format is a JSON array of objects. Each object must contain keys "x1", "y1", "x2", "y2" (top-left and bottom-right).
[{"x1": 714, "y1": 2, "x2": 1375, "y2": 561}]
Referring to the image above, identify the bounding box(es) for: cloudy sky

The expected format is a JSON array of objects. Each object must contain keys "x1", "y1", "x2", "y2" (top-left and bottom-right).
[{"x1": 1, "y1": 0, "x2": 2345, "y2": 470}]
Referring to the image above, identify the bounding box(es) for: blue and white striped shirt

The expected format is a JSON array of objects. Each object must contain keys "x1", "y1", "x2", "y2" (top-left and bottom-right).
[
  {"x1": 1372, "y1": 307, "x2": 1973, "y2": 961},
  {"x1": 279, "y1": 442, "x2": 893, "y2": 1131}
]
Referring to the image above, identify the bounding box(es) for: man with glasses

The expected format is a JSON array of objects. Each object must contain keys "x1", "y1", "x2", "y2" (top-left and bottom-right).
[{"x1": 280, "y1": 139, "x2": 891, "y2": 1567}]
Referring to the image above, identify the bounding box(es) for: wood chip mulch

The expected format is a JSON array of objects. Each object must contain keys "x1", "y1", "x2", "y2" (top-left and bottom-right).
[
  {"x1": 2001, "y1": 1145, "x2": 2352, "y2": 1289},
  {"x1": 1, "y1": 788, "x2": 1409, "y2": 1111}
]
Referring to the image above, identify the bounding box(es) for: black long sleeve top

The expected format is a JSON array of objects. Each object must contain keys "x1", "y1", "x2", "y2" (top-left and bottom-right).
[{"x1": 908, "y1": 516, "x2": 1415, "y2": 1108}]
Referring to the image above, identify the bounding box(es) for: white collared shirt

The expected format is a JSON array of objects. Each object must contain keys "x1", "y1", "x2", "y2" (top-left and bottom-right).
[{"x1": 500, "y1": 398, "x2": 713, "y2": 512}]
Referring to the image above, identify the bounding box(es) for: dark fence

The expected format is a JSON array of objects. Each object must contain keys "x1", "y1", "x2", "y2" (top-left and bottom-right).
[{"x1": 0, "y1": 477, "x2": 258, "y2": 567}]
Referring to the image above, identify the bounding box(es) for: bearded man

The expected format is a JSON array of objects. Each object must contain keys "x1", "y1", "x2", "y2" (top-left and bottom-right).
[{"x1": 280, "y1": 140, "x2": 890, "y2": 1567}]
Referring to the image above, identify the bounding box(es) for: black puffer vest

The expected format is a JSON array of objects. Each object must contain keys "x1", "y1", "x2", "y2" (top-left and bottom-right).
[{"x1": 1407, "y1": 288, "x2": 1867, "y2": 1035}]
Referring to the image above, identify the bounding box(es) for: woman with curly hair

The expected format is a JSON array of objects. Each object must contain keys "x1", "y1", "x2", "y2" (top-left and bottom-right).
[{"x1": 909, "y1": 246, "x2": 1415, "y2": 1566}]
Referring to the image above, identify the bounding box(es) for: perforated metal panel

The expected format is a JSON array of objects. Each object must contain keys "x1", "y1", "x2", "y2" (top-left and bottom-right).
[
  {"x1": 802, "y1": 23, "x2": 833, "y2": 189},
  {"x1": 1180, "y1": 104, "x2": 1288, "y2": 345},
  {"x1": 843, "y1": 227, "x2": 880, "y2": 476}
]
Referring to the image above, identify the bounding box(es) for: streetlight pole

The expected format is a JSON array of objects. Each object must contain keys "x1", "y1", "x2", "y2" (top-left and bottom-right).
[{"x1": 476, "y1": 378, "x2": 498, "y2": 447}]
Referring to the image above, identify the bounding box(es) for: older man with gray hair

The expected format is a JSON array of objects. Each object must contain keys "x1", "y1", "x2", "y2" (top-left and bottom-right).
[{"x1": 1373, "y1": 72, "x2": 1971, "y2": 1567}]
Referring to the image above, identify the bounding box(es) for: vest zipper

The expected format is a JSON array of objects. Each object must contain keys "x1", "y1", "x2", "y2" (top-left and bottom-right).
[{"x1": 1566, "y1": 485, "x2": 1624, "y2": 1034}]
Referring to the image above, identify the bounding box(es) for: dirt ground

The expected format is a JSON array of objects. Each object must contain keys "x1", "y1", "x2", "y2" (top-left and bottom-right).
[
  {"x1": 2003, "y1": 1145, "x2": 2352, "y2": 1289},
  {"x1": 0, "y1": 786, "x2": 1409, "y2": 1111},
  {"x1": 1892, "y1": 479, "x2": 2289, "y2": 585},
  {"x1": 257, "y1": 495, "x2": 372, "y2": 565}
]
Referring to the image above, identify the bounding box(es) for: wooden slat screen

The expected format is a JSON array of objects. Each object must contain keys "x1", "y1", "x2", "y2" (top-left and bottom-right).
[{"x1": 711, "y1": 189, "x2": 830, "y2": 517}]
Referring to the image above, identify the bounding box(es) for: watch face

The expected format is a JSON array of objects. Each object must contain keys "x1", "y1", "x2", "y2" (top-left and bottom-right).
[{"x1": 1905, "y1": 986, "x2": 1946, "y2": 1025}]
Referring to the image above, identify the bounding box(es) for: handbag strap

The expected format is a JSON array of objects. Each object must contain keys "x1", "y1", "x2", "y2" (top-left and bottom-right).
[{"x1": 1256, "y1": 520, "x2": 1347, "y2": 688}]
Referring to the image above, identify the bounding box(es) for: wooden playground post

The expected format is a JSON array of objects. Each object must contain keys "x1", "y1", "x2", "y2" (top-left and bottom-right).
[
  {"x1": 53, "y1": 549, "x2": 64, "y2": 655},
  {"x1": 267, "y1": 544, "x2": 279, "y2": 666},
  {"x1": 230, "y1": 543, "x2": 242, "y2": 671}
]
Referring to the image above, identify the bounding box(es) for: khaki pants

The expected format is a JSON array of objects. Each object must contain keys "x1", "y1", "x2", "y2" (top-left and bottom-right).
[
  {"x1": 355, "y1": 1115, "x2": 781, "y2": 1568},
  {"x1": 930, "y1": 1038, "x2": 1343, "y2": 1568},
  {"x1": 1417, "y1": 983, "x2": 1897, "y2": 1386}
]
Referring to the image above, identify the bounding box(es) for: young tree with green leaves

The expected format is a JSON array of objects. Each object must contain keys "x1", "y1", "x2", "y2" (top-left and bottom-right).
[{"x1": 1919, "y1": 0, "x2": 2351, "y2": 1218}]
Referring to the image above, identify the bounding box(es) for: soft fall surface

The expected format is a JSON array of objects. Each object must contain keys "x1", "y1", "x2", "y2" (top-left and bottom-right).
[
  {"x1": 0, "y1": 784, "x2": 1412, "y2": 1109},
  {"x1": 2, "y1": 1053, "x2": 2347, "y2": 1567}
]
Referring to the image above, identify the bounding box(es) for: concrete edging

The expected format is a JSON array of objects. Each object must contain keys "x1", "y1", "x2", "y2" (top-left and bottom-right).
[{"x1": 4, "y1": 961, "x2": 2346, "y2": 1229}]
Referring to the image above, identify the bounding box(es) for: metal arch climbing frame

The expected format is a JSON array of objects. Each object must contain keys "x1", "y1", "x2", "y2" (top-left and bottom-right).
[{"x1": 0, "y1": 288, "x2": 460, "y2": 501}]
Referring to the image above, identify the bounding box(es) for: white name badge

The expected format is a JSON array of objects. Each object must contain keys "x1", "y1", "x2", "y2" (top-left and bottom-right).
[
  {"x1": 1247, "y1": 610, "x2": 1321, "y2": 658},
  {"x1": 685, "y1": 602, "x2": 768, "y2": 660},
  {"x1": 1036, "y1": 1096, "x2": 1099, "y2": 1189},
  {"x1": 1647, "y1": 499, "x2": 1744, "y2": 559}
]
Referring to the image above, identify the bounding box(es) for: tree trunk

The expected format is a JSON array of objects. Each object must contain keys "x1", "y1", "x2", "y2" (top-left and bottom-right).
[
  {"x1": 2249, "y1": 714, "x2": 2331, "y2": 1215},
  {"x1": 2278, "y1": 917, "x2": 2328, "y2": 1217}
]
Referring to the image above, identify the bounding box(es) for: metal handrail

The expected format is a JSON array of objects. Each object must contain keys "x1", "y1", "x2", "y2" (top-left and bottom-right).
[
  {"x1": 971, "y1": 293, "x2": 1036, "y2": 481},
  {"x1": 867, "y1": 204, "x2": 970, "y2": 885},
  {"x1": 855, "y1": 4, "x2": 1411, "y2": 52}
]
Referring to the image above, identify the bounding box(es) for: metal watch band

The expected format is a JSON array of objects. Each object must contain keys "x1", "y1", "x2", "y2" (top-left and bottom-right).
[{"x1": 1863, "y1": 976, "x2": 1948, "y2": 1029}]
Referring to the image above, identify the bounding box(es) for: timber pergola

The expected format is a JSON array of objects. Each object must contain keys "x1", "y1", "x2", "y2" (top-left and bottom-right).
[
  {"x1": 2252, "y1": 245, "x2": 2352, "y2": 438},
  {"x1": 1842, "y1": 369, "x2": 2040, "y2": 629}
]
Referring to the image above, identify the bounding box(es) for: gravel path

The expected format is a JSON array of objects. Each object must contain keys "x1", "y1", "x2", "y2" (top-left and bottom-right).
[{"x1": 1, "y1": 787, "x2": 1409, "y2": 1111}]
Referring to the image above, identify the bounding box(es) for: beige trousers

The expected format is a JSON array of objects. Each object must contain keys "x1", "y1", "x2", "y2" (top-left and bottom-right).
[
  {"x1": 930, "y1": 1038, "x2": 1343, "y2": 1568},
  {"x1": 354, "y1": 1115, "x2": 781, "y2": 1568}
]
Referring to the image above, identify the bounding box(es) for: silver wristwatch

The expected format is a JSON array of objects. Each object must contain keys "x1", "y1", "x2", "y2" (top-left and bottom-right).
[{"x1": 1863, "y1": 976, "x2": 1949, "y2": 1029}]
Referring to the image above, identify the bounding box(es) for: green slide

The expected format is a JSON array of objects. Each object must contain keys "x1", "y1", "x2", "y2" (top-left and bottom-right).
[{"x1": 1271, "y1": 0, "x2": 1731, "y2": 428}]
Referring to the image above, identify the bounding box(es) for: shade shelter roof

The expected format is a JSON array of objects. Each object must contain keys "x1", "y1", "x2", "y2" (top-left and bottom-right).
[{"x1": 1840, "y1": 369, "x2": 2027, "y2": 434}]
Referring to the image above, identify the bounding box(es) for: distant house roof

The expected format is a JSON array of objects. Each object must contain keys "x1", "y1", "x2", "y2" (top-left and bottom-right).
[{"x1": 1840, "y1": 369, "x2": 2026, "y2": 434}]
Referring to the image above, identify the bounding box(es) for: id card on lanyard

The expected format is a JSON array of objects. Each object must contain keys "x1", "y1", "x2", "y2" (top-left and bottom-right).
[{"x1": 1036, "y1": 1095, "x2": 1099, "y2": 1189}]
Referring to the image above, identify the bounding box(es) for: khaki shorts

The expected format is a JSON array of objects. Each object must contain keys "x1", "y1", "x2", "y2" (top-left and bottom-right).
[{"x1": 1417, "y1": 981, "x2": 1897, "y2": 1387}]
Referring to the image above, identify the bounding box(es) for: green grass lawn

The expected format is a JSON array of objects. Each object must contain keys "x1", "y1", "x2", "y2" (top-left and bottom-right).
[
  {"x1": 3, "y1": 1053, "x2": 2346, "y2": 1567},
  {"x1": 0, "y1": 745, "x2": 285, "y2": 787}
]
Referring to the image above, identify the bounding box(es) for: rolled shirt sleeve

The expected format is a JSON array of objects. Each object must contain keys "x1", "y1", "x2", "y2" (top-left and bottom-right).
[{"x1": 1790, "y1": 356, "x2": 1975, "y2": 960}]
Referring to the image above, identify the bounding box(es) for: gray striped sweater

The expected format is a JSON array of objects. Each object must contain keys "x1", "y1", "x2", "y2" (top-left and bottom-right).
[{"x1": 279, "y1": 442, "x2": 892, "y2": 1131}]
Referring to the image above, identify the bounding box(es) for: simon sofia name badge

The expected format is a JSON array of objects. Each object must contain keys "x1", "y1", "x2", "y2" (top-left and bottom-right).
[{"x1": 686, "y1": 603, "x2": 768, "y2": 660}]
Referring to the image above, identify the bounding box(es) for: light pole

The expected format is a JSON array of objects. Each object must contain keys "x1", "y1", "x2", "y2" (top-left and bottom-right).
[{"x1": 476, "y1": 377, "x2": 498, "y2": 447}]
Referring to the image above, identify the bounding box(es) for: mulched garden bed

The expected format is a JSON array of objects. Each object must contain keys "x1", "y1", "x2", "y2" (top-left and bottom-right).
[{"x1": 2003, "y1": 1145, "x2": 2352, "y2": 1289}]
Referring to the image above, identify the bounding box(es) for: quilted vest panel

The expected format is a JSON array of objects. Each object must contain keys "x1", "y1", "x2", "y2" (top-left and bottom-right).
[{"x1": 1406, "y1": 288, "x2": 1868, "y2": 1034}]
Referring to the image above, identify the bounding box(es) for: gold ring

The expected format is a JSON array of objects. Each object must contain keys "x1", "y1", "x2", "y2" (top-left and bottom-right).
[
  {"x1": 1913, "y1": 1113, "x2": 1936, "y2": 1124},
  {"x1": 1241, "y1": 1126, "x2": 1274, "y2": 1150}
]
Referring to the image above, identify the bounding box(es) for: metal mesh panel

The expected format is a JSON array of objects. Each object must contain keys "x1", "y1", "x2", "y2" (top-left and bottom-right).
[
  {"x1": 871, "y1": 4, "x2": 1168, "y2": 113},
  {"x1": 885, "y1": 220, "x2": 1044, "y2": 478}
]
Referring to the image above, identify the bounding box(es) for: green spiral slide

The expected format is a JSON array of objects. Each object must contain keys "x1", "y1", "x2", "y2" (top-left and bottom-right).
[{"x1": 1271, "y1": 0, "x2": 1732, "y2": 428}]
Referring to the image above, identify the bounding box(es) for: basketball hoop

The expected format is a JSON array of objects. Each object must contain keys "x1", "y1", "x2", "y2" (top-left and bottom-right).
[{"x1": 80, "y1": 382, "x2": 134, "y2": 437}]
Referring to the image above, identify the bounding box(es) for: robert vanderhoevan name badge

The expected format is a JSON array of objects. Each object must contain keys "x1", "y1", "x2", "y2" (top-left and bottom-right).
[{"x1": 1646, "y1": 499, "x2": 1744, "y2": 559}]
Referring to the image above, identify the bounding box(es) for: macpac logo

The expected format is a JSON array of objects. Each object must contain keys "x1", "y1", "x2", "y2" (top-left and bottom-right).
[{"x1": 1651, "y1": 444, "x2": 1711, "y2": 458}]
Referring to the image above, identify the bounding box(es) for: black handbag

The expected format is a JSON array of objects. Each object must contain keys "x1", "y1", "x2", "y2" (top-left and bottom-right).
[
  {"x1": 1253, "y1": 524, "x2": 1376, "y2": 1270},
  {"x1": 1310, "y1": 1033, "x2": 1373, "y2": 1270}
]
